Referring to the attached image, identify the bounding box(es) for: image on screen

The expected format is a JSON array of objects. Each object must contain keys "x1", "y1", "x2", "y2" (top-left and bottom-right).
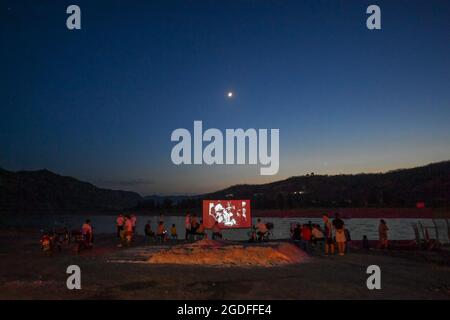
[{"x1": 203, "y1": 200, "x2": 251, "y2": 229}]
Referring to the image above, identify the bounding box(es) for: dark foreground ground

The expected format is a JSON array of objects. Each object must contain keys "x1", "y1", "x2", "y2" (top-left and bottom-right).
[{"x1": 1, "y1": 228, "x2": 449, "y2": 300}]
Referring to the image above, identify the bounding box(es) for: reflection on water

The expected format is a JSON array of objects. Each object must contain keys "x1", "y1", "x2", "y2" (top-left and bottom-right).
[{"x1": 1, "y1": 214, "x2": 449, "y2": 243}]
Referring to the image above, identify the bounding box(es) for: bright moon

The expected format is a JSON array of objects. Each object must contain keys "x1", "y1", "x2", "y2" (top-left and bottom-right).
[{"x1": 227, "y1": 92, "x2": 233, "y2": 98}]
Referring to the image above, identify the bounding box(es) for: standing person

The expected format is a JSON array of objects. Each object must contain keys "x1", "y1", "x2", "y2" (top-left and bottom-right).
[
  {"x1": 212, "y1": 221, "x2": 222, "y2": 240},
  {"x1": 378, "y1": 219, "x2": 389, "y2": 249},
  {"x1": 144, "y1": 220, "x2": 154, "y2": 242},
  {"x1": 301, "y1": 224, "x2": 312, "y2": 252},
  {"x1": 124, "y1": 215, "x2": 133, "y2": 246},
  {"x1": 333, "y1": 213, "x2": 346, "y2": 256},
  {"x1": 184, "y1": 213, "x2": 191, "y2": 240},
  {"x1": 322, "y1": 214, "x2": 334, "y2": 256},
  {"x1": 344, "y1": 228, "x2": 351, "y2": 253},
  {"x1": 116, "y1": 214, "x2": 124, "y2": 238},
  {"x1": 249, "y1": 224, "x2": 257, "y2": 242},
  {"x1": 82, "y1": 219, "x2": 93, "y2": 247},
  {"x1": 131, "y1": 214, "x2": 137, "y2": 235}
]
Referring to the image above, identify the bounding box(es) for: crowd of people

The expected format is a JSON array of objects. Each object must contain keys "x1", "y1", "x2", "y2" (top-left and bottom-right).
[
  {"x1": 43, "y1": 212, "x2": 389, "y2": 255},
  {"x1": 184, "y1": 213, "x2": 217, "y2": 240},
  {"x1": 115, "y1": 214, "x2": 137, "y2": 247},
  {"x1": 144, "y1": 219, "x2": 179, "y2": 243},
  {"x1": 290, "y1": 213, "x2": 390, "y2": 255},
  {"x1": 106, "y1": 212, "x2": 391, "y2": 253},
  {"x1": 290, "y1": 213, "x2": 349, "y2": 256}
]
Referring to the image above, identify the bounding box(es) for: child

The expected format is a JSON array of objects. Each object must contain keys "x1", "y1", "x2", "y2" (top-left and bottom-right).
[{"x1": 171, "y1": 224, "x2": 178, "y2": 241}]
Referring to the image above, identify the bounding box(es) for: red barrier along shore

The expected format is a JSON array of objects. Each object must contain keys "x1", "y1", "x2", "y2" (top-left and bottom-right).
[{"x1": 253, "y1": 208, "x2": 449, "y2": 219}]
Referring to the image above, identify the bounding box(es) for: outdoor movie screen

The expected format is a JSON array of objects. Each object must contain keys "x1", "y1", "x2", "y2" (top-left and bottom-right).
[{"x1": 202, "y1": 200, "x2": 251, "y2": 229}]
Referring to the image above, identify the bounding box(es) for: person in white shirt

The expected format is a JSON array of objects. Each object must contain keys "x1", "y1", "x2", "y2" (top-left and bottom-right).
[
  {"x1": 311, "y1": 224, "x2": 325, "y2": 251},
  {"x1": 312, "y1": 224, "x2": 324, "y2": 239}
]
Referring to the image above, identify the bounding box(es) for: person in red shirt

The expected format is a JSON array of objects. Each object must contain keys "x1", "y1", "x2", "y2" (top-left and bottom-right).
[
  {"x1": 300, "y1": 224, "x2": 312, "y2": 253},
  {"x1": 301, "y1": 224, "x2": 311, "y2": 241},
  {"x1": 116, "y1": 214, "x2": 124, "y2": 238},
  {"x1": 81, "y1": 219, "x2": 93, "y2": 247}
]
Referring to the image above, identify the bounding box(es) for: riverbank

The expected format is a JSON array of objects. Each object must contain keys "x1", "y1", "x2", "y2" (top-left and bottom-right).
[{"x1": 0, "y1": 228, "x2": 449, "y2": 299}]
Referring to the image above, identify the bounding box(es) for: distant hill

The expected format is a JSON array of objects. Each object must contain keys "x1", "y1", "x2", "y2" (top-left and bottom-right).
[
  {"x1": 202, "y1": 161, "x2": 450, "y2": 209},
  {"x1": 143, "y1": 194, "x2": 196, "y2": 204},
  {"x1": 0, "y1": 168, "x2": 142, "y2": 214},
  {"x1": 2, "y1": 161, "x2": 450, "y2": 215}
]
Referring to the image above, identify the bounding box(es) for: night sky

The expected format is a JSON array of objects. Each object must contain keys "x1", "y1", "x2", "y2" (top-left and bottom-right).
[{"x1": 1, "y1": 0, "x2": 449, "y2": 195}]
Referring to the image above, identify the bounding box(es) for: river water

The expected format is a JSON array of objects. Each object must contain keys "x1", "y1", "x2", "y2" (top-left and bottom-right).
[{"x1": 1, "y1": 214, "x2": 449, "y2": 243}]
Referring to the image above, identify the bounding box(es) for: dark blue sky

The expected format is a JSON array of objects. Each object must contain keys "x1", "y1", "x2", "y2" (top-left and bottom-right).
[{"x1": 1, "y1": 0, "x2": 449, "y2": 195}]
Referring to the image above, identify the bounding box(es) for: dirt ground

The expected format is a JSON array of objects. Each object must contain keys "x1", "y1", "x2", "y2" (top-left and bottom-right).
[{"x1": 1, "y1": 228, "x2": 449, "y2": 300}]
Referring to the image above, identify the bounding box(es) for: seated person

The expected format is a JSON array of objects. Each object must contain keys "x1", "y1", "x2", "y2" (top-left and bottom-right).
[
  {"x1": 144, "y1": 221, "x2": 154, "y2": 239},
  {"x1": 362, "y1": 235, "x2": 370, "y2": 250},
  {"x1": 292, "y1": 224, "x2": 302, "y2": 241},
  {"x1": 311, "y1": 224, "x2": 324, "y2": 243},
  {"x1": 170, "y1": 224, "x2": 178, "y2": 240},
  {"x1": 248, "y1": 225, "x2": 257, "y2": 242},
  {"x1": 156, "y1": 221, "x2": 167, "y2": 242},
  {"x1": 256, "y1": 219, "x2": 268, "y2": 240},
  {"x1": 212, "y1": 221, "x2": 222, "y2": 240},
  {"x1": 195, "y1": 220, "x2": 206, "y2": 239},
  {"x1": 40, "y1": 232, "x2": 53, "y2": 252},
  {"x1": 190, "y1": 214, "x2": 199, "y2": 234}
]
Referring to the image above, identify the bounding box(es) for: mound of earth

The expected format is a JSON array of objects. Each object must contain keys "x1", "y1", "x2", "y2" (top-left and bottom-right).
[{"x1": 147, "y1": 240, "x2": 309, "y2": 267}]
